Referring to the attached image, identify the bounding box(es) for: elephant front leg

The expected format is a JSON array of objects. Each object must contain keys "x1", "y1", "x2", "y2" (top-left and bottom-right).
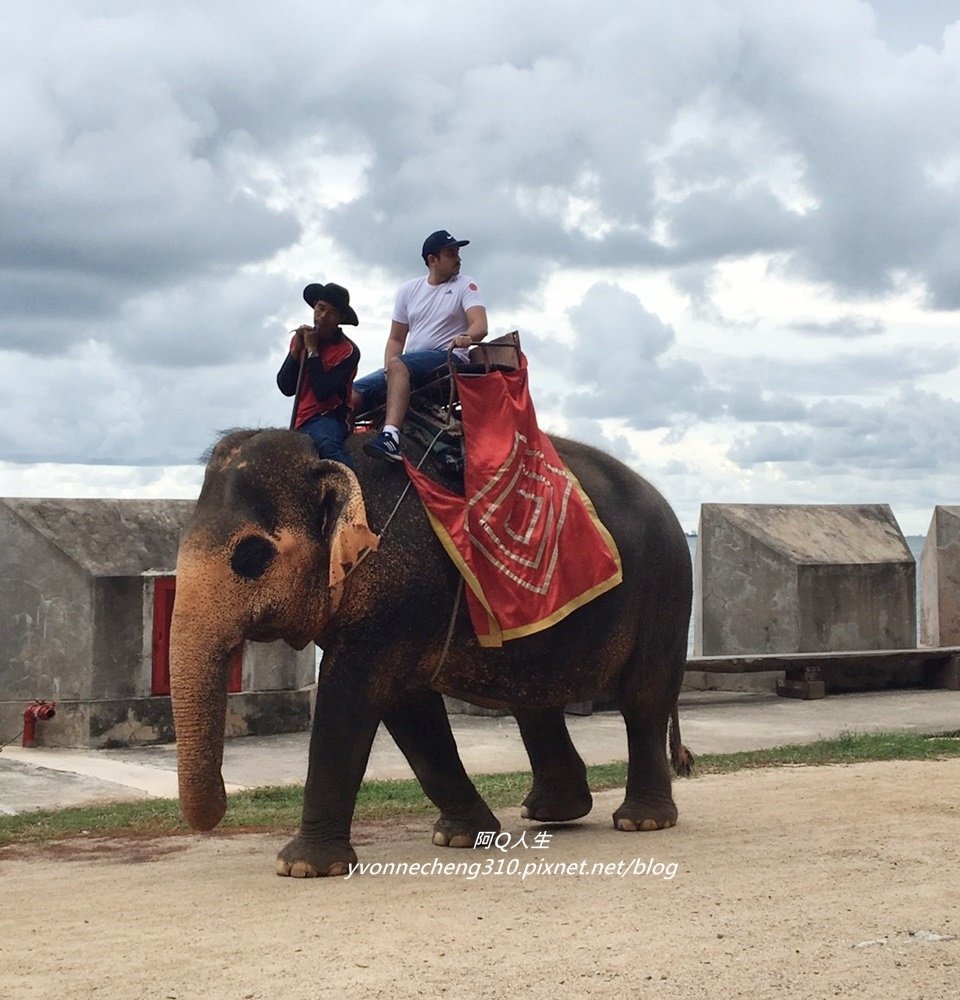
[
  {"x1": 276, "y1": 675, "x2": 382, "y2": 878},
  {"x1": 382, "y1": 688, "x2": 500, "y2": 848},
  {"x1": 514, "y1": 707, "x2": 593, "y2": 822}
]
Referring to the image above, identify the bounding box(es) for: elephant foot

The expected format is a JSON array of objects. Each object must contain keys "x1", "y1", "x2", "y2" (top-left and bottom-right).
[
  {"x1": 275, "y1": 835, "x2": 357, "y2": 878},
  {"x1": 612, "y1": 796, "x2": 678, "y2": 832},
  {"x1": 432, "y1": 800, "x2": 500, "y2": 849},
  {"x1": 520, "y1": 782, "x2": 593, "y2": 823}
]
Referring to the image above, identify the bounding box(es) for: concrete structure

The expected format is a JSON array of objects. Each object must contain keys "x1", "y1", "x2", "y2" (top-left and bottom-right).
[
  {"x1": 694, "y1": 504, "x2": 917, "y2": 694},
  {"x1": 919, "y1": 506, "x2": 960, "y2": 647},
  {"x1": 0, "y1": 499, "x2": 314, "y2": 748}
]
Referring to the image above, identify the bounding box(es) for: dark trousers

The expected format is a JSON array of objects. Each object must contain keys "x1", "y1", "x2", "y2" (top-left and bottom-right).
[{"x1": 299, "y1": 414, "x2": 353, "y2": 469}]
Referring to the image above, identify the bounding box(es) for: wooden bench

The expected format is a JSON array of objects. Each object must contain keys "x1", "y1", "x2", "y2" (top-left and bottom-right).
[{"x1": 687, "y1": 647, "x2": 960, "y2": 699}]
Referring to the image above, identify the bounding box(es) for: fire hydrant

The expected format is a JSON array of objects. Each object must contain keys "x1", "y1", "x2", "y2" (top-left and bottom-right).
[{"x1": 22, "y1": 701, "x2": 56, "y2": 748}]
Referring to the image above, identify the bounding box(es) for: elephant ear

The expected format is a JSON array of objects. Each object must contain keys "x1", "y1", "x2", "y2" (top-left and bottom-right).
[{"x1": 316, "y1": 460, "x2": 379, "y2": 610}]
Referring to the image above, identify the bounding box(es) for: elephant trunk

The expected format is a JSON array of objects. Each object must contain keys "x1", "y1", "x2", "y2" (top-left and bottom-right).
[{"x1": 169, "y1": 548, "x2": 244, "y2": 832}]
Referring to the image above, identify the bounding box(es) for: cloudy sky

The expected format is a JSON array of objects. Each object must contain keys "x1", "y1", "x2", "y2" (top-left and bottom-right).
[{"x1": 2, "y1": 0, "x2": 959, "y2": 534}]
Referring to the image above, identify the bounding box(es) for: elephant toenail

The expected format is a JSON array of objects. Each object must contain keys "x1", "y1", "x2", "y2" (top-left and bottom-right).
[{"x1": 290, "y1": 861, "x2": 319, "y2": 878}]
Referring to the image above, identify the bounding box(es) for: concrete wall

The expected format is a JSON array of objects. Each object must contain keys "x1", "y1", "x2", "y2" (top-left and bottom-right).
[
  {"x1": 696, "y1": 509, "x2": 799, "y2": 655},
  {"x1": 696, "y1": 503, "x2": 916, "y2": 660},
  {"x1": 244, "y1": 640, "x2": 315, "y2": 692},
  {"x1": 920, "y1": 506, "x2": 960, "y2": 646},
  {"x1": 0, "y1": 503, "x2": 94, "y2": 701},
  {"x1": 797, "y1": 563, "x2": 915, "y2": 651},
  {"x1": 93, "y1": 576, "x2": 145, "y2": 700},
  {"x1": 21, "y1": 689, "x2": 315, "y2": 748},
  {"x1": 685, "y1": 504, "x2": 917, "y2": 690}
]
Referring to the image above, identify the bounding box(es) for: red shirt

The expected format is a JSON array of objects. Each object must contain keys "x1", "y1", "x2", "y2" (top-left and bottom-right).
[{"x1": 276, "y1": 334, "x2": 360, "y2": 427}]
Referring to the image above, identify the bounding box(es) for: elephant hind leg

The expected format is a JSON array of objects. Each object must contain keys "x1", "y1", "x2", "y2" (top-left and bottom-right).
[
  {"x1": 382, "y1": 687, "x2": 499, "y2": 848},
  {"x1": 514, "y1": 707, "x2": 592, "y2": 823},
  {"x1": 613, "y1": 702, "x2": 678, "y2": 832}
]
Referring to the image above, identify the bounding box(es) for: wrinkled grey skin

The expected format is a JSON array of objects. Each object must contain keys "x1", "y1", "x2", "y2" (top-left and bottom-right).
[{"x1": 170, "y1": 429, "x2": 692, "y2": 877}]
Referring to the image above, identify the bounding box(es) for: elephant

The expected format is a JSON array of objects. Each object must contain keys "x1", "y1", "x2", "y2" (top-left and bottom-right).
[{"x1": 169, "y1": 427, "x2": 693, "y2": 878}]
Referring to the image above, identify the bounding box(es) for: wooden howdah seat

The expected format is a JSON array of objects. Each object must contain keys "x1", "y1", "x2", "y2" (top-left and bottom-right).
[{"x1": 353, "y1": 332, "x2": 522, "y2": 490}]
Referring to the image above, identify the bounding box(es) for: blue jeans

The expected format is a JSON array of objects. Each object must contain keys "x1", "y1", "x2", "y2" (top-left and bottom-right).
[
  {"x1": 353, "y1": 349, "x2": 458, "y2": 410},
  {"x1": 299, "y1": 414, "x2": 353, "y2": 469}
]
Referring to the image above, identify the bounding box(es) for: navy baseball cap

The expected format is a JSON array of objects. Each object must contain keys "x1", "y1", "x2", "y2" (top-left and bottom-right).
[{"x1": 422, "y1": 230, "x2": 470, "y2": 260}]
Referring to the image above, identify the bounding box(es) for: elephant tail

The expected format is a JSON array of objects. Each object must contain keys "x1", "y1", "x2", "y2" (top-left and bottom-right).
[{"x1": 668, "y1": 705, "x2": 695, "y2": 777}]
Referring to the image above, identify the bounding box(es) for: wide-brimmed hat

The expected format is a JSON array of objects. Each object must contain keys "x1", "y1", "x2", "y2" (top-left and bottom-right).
[
  {"x1": 421, "y1": 230, "x2": 470, "y2": 260},
  {"x1": 302, "y1": 282, "x2": 359, "y2": 326}
]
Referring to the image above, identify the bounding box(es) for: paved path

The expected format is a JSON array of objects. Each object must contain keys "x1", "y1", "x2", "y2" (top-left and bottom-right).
[{"x1": 1, "y1": 689, "x2": 959, "y2": 815}]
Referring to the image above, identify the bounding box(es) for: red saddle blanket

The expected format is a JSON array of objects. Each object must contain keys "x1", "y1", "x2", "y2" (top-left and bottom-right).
[{"x1": 404, "y1": 357, "x2": 622, "y2": 647}]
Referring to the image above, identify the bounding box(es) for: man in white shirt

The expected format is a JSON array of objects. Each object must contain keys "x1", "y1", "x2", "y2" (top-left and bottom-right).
[{"x1": 355, "y1": 229, "x2": 487, "y2": 462}]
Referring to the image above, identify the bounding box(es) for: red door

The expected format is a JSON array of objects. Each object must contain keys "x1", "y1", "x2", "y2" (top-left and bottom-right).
[{"x1": 152, "y1": 576, "x2": 242, "y2": 695}]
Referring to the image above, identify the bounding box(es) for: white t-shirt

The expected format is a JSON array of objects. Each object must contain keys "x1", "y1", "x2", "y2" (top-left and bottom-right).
[{"x1": 393, "y1": 274, "x2": 484, "y2": 354}]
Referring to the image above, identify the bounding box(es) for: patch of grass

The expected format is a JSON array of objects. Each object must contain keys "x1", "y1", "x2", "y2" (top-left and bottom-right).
[
  {"x1": 2, "y1": 730, "x2": 959, "y2": 847},
  {"x1": 0, "y1": 798, "x2": 187, "y2": 845},
  {"x1": 687, "y1": 729, "x2": 960, "y2": 775}
]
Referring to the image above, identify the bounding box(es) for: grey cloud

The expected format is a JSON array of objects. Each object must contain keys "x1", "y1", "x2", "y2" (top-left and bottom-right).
[
  {"x1": 112, "y1": 271, "x2": 295, "y2": 368},
  {"x1": 662, "y1": 186, "x2": 802, "y2": 262},
  {"x1": 5, "y1": 0, "x2": 960, "y2": 479},
  {"x1": 723, "y1": 384, "x2": 809, "y2": 422},
  {"x1": 555, "y1": 282, "x2": 717, "y2": 429},
  {"x1": 0, "y1": 271, "x2": 126, "y2": 355},
  {"x1": 563, "y1": 355, "x2": 713, "y2": 430},
  {"x1": 0, "y1": 2, "x2": 300, "y2": 360},
  {"x1": 0, "y1": 348, "x2": 287, "y2": 466},
  {"x1": 11, "y1": 0, "x2": 960, "y2": 327},
  {"x1": 548, "y1": 282, "x2": 836, "y2": 431},
  {"x1": 0, "y1": 269, "x2": 294, "y2": 363},
  {"x1": 559, "y1": 417, "x2": 636, "y2": 459},
  {"x1": 714, "y1": 10, "x2": 959, "y2": 305},
  {"x1": 669, "y1": 265, "x2": 722, "y2": 320},
  {"x1": 556, "y1": 283, "x2": 828, "y2": 430},
  {"x1": 870, "y1": 0, "x2": 959, "y2": 51},
  {"x1": 791, "y1": 316, "x2": 885, "y2": 338},
  {"x1": 727, "y1": 425, "x2": 810, "y2": 464},
  {"x1": 708, "y1": 346, "x2": 960, "y2": 396},
  {"x1": 569, "y1": 283, "x2": 675, "y2": 361},
  {"x1": 314, "y1": 0, "x2": 960, "y2": 312},
  {"x1": 728, "y1": 387, "x2": 960, "y2": 472},
  {"x1": 551, "y1": 280, "x2": 955, "y2": 451}
]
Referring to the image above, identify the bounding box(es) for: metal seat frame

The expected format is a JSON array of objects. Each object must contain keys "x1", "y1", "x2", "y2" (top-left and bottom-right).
[{"x1": 351, "y1": 331, "x2": 521, "y2": 488}]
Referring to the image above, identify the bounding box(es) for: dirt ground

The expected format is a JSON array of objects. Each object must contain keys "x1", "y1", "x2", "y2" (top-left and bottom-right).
[{"x1": 1, "y1": 759, "x2": 958, "y2": 1000}]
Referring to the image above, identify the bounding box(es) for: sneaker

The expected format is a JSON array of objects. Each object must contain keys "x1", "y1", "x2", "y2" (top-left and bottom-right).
[{"x1": 363, "y1": 431, "x2": 403, "y2": 463}]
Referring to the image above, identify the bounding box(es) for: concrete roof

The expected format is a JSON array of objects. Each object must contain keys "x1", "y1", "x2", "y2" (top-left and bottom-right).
[
  {"x1": 705, "y1": 503, "x2": 914, "y2": 565},
  {"x1": 1, "y1": 498, "x2": 195, "y2": 576},
  {"x1": 930, "y1": 505, "x2": 960, "y2": 545}
]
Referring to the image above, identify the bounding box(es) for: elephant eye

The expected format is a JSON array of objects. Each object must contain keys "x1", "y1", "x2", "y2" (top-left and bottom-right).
[{"x1": 230, "y1": 535, "x2": 277, "y2": 580}]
